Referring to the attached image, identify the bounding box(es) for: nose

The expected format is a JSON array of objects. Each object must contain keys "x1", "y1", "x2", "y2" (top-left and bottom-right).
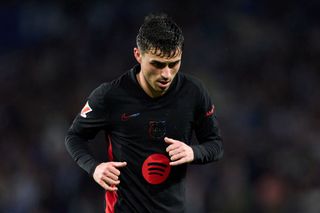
[{"x1": 161, "y1": 66, "x2": 171, "y2": 80}]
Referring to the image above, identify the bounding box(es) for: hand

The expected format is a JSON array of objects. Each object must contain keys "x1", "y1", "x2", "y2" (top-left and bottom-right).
[
  {"x1": 165, "y1": 137, "x2": 194, "y2": 166},
  {"x1": 93, "y1": 161, "x2": 127, "y2": 191}
]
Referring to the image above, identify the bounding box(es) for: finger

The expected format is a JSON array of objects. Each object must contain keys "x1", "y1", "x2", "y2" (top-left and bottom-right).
[
  {"x1": 169, "y1": 158, "x2": 187, "y2": 166},
  {"x1": 164, "y1": 137, "x2": 177, "y2": 144},
  {"x1": 98, "y1": 179, "x2": 118, "y2": 191},
  {"x1": 166, "y1": 140, "x2": 182, "y2": 152},
  {"x1": 105, "y1": 172, "x2": 119, "y2": 181},
  {"x1": 109, "y1": 167, "x2": 121, "y2": 176},
  {"x1": 102, "y1": 176, "x2": 120, "y2": 186},
  {"x1": 166, "y1": 144, "x2": 178, "y2": 152},
  {"x1": 112, "y1": 161, "x2": 127, "y2": 168},
  {"x1": 168, "y1": 146, "x2": 184, "y2": 157},
  {"x1": 170, "y1": 152, "x2": 185, "y2": 161}
]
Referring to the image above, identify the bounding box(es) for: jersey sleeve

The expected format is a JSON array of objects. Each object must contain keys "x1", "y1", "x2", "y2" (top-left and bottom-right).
[
  {"x1": 65, "y1": 83, "x2": 111, "y2": 175},
  {"x1": 191, "y1": 85, "x2": 224, "y2": 164}
]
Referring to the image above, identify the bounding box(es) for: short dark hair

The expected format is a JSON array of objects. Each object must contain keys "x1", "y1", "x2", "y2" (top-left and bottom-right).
[{"x1": 136, "y1": 13, "x2": 184, "y2": 58}]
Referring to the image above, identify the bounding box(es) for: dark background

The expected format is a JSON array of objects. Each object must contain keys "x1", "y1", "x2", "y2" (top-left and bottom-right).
[{"x1": 1, "y1": 0, "x2": 320, "y2": 212}]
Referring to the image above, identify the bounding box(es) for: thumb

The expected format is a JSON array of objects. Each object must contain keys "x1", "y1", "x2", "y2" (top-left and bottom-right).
[
  {"x1": 112, "y1": 162, "x2": 127, "y2": 168},
  {"x1": 164, "y1": 137, "x2": 175, "y2": 144}
]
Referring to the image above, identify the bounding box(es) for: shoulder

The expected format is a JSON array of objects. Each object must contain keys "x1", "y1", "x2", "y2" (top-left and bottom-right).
[
  {"x1": 89, "y1": 82, "x2": 112, "y2": 99},
  {"x1": 178, "y1": 73, "x2": 215, "y2": 112},
  {"x1": 88, "y1": 70, "x2": 133, "y2": 105},
  {"x1": 91, "y1": 70, "x2": 131, "y2": 97},
  {"x1": 178, "y1": 72, "x2": 208, "y2": 95},
  {"x1": 86, "y1": 82, "x2": 111, "y2": 109}
]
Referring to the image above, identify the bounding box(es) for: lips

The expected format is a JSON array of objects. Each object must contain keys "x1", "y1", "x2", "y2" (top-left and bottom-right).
[{"x1": 157, "y1": 80, "x2": 170, "y2": 89}]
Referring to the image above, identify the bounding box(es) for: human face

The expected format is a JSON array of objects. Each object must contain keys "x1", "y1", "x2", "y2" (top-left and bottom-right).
[{"x1": 134, "y1": 48, "x2": 182, "y2": 98}]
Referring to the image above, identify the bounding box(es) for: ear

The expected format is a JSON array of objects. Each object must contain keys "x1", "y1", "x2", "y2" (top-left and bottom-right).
[{"x1": 133, "y1": 47, "x2": 142, "y2": 64}]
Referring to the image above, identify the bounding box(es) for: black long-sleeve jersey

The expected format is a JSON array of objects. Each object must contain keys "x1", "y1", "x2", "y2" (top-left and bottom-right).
[{"x1": 65, "y1": 65, "x2": 223, "y2": 213}]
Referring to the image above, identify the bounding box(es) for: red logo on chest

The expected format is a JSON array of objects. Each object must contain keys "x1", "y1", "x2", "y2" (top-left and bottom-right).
[{"x1": 142, "y1": 154, "x2": 171, "y2": 185}]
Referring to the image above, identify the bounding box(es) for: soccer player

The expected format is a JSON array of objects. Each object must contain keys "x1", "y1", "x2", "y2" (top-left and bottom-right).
[{"x1": 65, "y1": 13, "x2": 223, "y2": 213}]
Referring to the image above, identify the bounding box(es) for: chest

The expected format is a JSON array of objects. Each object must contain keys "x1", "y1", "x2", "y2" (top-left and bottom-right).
[{"x1": 108, "y1": 95, "x2": 196, "y2": 143}]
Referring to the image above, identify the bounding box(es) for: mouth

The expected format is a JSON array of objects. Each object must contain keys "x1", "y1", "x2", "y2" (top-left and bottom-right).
[{"x1": 157, "y1": 80, "x2": 171, "y2": 89}]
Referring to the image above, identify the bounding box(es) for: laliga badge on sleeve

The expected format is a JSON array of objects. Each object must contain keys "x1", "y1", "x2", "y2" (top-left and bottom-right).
[
  {"x1": 205, "y1": 105, "x2": 215, "y2": 117},
  {"x1": 80, "y1": 101, "x2": 92, "y2": 118}
]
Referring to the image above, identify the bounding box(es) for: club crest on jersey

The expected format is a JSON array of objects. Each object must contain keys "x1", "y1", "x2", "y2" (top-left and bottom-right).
[
  {"x1": 148, "y1": 121, "x2": 166, "y2": 140},
  {"x1": 80, "y1": 101, "x2": 92, "y2": 118}
]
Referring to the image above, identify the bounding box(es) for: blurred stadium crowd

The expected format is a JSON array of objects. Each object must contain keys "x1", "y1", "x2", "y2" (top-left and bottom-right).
[{"x1": 1, "y1": 0, "x2": 320, "y2": 212}]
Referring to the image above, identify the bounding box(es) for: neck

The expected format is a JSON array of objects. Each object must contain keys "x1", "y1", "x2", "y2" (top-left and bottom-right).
[{"x1": 136, "y1": 71, "x2": 160, "y2": 98}]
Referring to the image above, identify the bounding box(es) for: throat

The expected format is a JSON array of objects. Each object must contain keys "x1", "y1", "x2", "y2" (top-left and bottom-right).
[{"x1": 136, "y1": 72, "x2": 163, "y2": 98}]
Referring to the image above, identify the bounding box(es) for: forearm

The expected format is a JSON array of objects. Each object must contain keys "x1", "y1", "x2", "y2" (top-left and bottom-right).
[
  {"x1": 191, "y1": 137, "x2": 223, "y2": 164},
  {"x1": 65, "y1": 131, "x2": 101, "y2": 175}
]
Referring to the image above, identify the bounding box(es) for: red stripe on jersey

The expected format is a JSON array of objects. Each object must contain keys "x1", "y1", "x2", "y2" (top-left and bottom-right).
[
  {"x1": 107, "y1": 135, "x2": 113, "y2": 161},
  {"x1": 105, "y1": 191, "x2": 118, "y2": 213},
  {"x1": 105, "y1": 135, "x2": 118, "y2": 213}
]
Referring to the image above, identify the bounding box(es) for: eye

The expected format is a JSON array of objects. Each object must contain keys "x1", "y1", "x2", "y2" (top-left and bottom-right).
[
  {"x1": 151, "y1": 61, "x2": 166, "y2": 69},
  {"x1": 168, "y1": 61, "x2": 179, "y2": 68}
]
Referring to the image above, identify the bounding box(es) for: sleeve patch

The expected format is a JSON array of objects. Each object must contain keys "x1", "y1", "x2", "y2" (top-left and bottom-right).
[
  {"x1": 80, "y1": 101, "x2": 93, "y2": 118},
  {"x1": 205, "y1": 105, "x2": 215, "y2": 117}
]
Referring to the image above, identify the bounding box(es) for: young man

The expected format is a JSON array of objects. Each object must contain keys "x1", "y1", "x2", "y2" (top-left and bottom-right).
[{"x1": 65, "y1": 14, "x2": 223, "y2": 213}]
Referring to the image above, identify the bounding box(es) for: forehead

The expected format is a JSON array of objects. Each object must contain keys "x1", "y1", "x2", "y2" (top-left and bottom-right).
[{"x1": 143, "y1": 48, "x2": 182, "y2": 62}]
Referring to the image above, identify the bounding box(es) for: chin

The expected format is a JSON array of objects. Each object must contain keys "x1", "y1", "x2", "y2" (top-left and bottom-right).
[{"x1": 159, "y1": 89, "x2": 168, "y2": 95}]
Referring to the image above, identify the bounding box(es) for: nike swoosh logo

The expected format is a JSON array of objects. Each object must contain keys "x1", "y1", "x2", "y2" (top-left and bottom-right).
[{"x1": 121, "y1": 113, "x2": 140, "y2": 121}]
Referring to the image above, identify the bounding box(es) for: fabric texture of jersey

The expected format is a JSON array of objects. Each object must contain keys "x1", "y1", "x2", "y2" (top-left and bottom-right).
[{"x1": 65, "y1": 65, "x2": 223, "y2": 213}]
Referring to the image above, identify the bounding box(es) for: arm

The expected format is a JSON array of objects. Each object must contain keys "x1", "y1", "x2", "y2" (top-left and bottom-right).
[
  {"x1": 165, "y1": 87, "x2": 223, "y2": 166},
  {"x1": 65, "y1": 83, "x2": 127, "y2": 191},
  {"x1": 66, "y1": 129, "x2": 127, "y2": 191},
  {"x1": 191, "y1": 84, "x2": 224, "y2": 163},
  {"x1": 65, "y1": 83, "x2": 110, "y2": 175},
  {"x1": 65, "y1": 130, "x2": 102, "y2": 175},
  {"x1": 192, "y1": 106, "x2": 224, "y2": 164},
  {"x1": 164, "y1": 108, "x2": 223, "y2": 166}
]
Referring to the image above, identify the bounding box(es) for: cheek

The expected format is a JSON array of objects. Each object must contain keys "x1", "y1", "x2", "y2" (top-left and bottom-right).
[
  {"x1": 171, "y1": 66, "x2": 180, "y2": 77},
  {"x1": 144, "y1": 68, "x2": 159, "y2": 82},
  {"x1": 146, "y1": 67, "x2": 160, "y2": 78}
]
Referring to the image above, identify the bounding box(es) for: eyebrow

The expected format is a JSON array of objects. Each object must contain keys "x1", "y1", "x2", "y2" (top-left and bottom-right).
[{"x1": 150, "y1": 59, "x2": 181, "y2": 65}]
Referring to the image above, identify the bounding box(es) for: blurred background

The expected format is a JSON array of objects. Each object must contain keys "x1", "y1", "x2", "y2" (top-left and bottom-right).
[{"x1": 1, "y1": 0, "x2": 320, "y2": 212}]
